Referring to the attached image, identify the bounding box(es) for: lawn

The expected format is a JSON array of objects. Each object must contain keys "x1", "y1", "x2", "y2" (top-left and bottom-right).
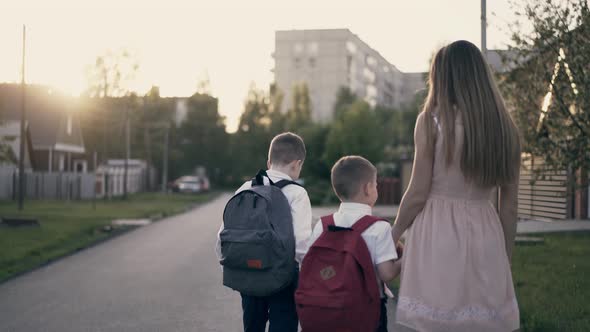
[
  {"x1": 512, "y1": 232, "x2": 590, "y2": 331},
  {"x1": 0, "y1": 192, "x2": 218, "y2": 282},
  {"x1": 388, "y1": 231, "x2": 590, "y2": 331}
]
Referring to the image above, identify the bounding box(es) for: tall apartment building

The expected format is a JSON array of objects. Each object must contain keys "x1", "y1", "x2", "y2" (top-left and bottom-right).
[{"x1": 273, "y1": 29, "x2": 426, "y2": 123}]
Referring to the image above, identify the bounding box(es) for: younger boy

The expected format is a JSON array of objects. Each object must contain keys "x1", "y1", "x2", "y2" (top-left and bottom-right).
[
  {"x1": 301, "y1": 155, "x2": 401, "y2": 332},
  {"x1": 215, "y1": 132, "x2": 312, "y2": 332}
]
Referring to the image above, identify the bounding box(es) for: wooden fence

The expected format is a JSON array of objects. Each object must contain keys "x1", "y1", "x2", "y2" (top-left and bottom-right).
[{"x1": 518, "y1": 156, "x2": 571, "y2": 221}]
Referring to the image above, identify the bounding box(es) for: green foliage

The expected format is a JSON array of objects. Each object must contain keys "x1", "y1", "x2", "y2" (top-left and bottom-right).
[
  {"x1": 324, "y1": 99, "x2": 385, "y2": 167},
  {"x1": 504, "y1": 0, "x2": 590, "y2": 174},
  {"x1": 285, "y1": 83, "x2": 312, "y2": 131},
  {"x1": 229, "y1": 85, "x2": 282, "y2": 183},
  {"x1": 299, "y1": 124, "x2": 330, "y2": 180},
  {"x1": 511, "y1": 232, "x2": 590, "y2": 331},
  {"x1": 333, "y1": 87, "x2": 357, "y2": 119},
  {"x1": 176, "y1": 93, "x2": 229, "y2": 182}
]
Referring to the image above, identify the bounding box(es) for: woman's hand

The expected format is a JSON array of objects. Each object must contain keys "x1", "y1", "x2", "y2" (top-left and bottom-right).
[{"x1": 395, "y1": 241, "x2": 404, "y2": 258}]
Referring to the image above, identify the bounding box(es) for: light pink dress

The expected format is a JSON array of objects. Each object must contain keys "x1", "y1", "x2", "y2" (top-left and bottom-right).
[{"x1": 394, "y1": 113, "x2": 520, "y2": 332}]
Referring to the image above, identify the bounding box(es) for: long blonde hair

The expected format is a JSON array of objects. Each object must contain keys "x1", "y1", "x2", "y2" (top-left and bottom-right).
[{"x1": 422, "y1": 40, "x2": 520, "y2": 187}]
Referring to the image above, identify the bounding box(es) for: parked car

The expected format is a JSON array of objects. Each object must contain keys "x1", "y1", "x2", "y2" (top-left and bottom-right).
[{"x1": 170, "y1": 176, "x2": 210, "y2": 193}]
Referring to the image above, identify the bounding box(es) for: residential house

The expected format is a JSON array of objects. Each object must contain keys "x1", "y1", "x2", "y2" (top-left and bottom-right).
[
  {"x1": 0, "y1": 84, "x2": 87, "y2": 173},
  {"x1": 0, "y1": 120, "x2": 34, "y2": 170}
]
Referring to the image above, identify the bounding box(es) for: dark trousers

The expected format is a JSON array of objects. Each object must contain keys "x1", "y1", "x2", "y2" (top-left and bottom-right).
[
  {"x1": 240, "y1": 275, "x2": 298, "y2": 332},
  {"x1": 376, "y1": 298, "x2": 388, "y2": 332}
]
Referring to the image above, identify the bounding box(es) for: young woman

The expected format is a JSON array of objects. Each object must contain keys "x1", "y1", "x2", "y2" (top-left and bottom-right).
[{"x1": 392, "y1": 40, "x2": 521, "y2": 332}]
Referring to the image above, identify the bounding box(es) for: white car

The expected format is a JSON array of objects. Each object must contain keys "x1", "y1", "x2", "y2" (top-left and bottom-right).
[{"x1": 172, "y1": 176, "x2": 210, "y2": 193}]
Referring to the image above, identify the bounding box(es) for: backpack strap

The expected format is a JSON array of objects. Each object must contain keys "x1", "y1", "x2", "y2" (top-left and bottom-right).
[
  {"x1": 320, "y1": 214, "x2": 336, "y2": 232},
  {"x1": 251, "y1": 170, "x2": 303, "y2": 189},
  {"x1": 251, "y1": 169, "x2": 274, "y2": 187},
  {"x1": 274, "y1": 179, "x2": 303, "y2": 189},
  {"x1": 351, "y1": 215, "x2": 388, "y2": 233}
]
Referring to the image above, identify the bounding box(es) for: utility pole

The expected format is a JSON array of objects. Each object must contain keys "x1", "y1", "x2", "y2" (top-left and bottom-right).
[
  {"x1": 18, "y1": 25, "x2": 26, "y2": 211},
  {"x1": 161, "y1": 124, "x2": 169, "y2": 193},
  {"x1": 481, "y1": 0, "x2": 487, "y2": 58},
  {"x1": 123, "y1": 105, "x2": 130, "y2": 199},
  {"x1": 482, "y1": 0, "x2": 498, "y2": 208}
]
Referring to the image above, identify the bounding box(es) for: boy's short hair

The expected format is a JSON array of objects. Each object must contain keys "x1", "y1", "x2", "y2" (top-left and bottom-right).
[
  {"x1": 268, "y1": 132, "x2": 306, "y2": 166},
  {"x1": 331, "y1": 156, "x2": 377, "y2": 200}
]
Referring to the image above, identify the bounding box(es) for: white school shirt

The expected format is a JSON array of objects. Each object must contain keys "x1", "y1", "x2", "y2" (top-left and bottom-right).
[
  {"x1": 215, "y1": 169, "x2": 313, "y2": 265},
  {"x1": 302, "y1": 202, "x2": 398, "y2": 297}
]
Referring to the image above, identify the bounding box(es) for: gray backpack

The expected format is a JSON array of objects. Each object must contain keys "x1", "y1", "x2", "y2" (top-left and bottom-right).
[{"x1": 220, "y1": 170, "x2": 300, "y2": 296}]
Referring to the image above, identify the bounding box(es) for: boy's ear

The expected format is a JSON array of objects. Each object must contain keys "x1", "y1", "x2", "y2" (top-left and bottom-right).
[
  {"x1": 267, "y1": 159, "x2": 271, "y2": 169},
  {"x1": 363, "y1": 181, "x2": 371, "y2": 196}
]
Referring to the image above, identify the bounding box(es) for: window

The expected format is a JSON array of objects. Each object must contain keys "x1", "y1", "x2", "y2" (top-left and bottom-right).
[
  {"x1": 67, "y1": 115, "x2": 72, "y2": 135},
  {"x1": 385, "y1": 81, "x2": 394, "y2": 93},
  {"x1": 346, "y1": 41, "x2": 357, "y2": 54},
  {"x1": 308, "y1": 42, "x2": 319, "y2": 55},
  {"x1": 294, "y1": 57, "x2": 301, "y2": 69},
  {"x1": 309, "y1": 57, "x2": 316, "y2": 68},
  {"x1": 366, "y1": 85, "x2": 378, "y2": 97},
  {"x1": 363, "y1": 68, "x2": 376, "y2": 83},
  {"x1": 294, "y1": 43, "x2": 304, "y2": 54},
  {"x1": 365, "y1": 55, "x2": 377, "y2": 67}
]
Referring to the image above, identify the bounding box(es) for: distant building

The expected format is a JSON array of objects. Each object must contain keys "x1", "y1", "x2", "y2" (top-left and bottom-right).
[
  {"x1": 0, "y1": 120, "x2": 34, "y2": 170},
  {"x1": 174, "y1": 98, "x2": 188, "y2": 126},
  {"x1": 485, "y1": 49, "x2": 521, "y2": 73},
  {"x1": 0, "y1": 84, "x2": 86, "y2": 173},
  {"x1": 274, "y1": 29, "x2": 426, "y2": 123}
]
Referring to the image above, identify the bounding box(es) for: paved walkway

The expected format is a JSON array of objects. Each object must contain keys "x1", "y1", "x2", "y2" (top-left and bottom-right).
[{"x1": 517, "y1": 219, "x2": 590, "y2": 233}]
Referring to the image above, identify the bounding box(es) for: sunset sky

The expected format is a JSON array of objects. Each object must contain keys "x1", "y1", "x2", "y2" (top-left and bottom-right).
[{"x1": 1, "y1": 0, "x2": 521, "y2": 131}]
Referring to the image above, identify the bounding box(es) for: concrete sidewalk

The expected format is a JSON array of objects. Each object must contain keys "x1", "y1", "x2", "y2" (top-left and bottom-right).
[{"x1": 517, "y1": 219, "x2": 590, "y2": 233}]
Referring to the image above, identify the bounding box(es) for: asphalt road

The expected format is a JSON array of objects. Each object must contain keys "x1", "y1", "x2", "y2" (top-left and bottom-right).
[
  {"x1": 0, "y1": 193, "x2": 404, "y2": 332},
  {"x1": 0, "y1": 193, "x2": 241, "y2": 332}
]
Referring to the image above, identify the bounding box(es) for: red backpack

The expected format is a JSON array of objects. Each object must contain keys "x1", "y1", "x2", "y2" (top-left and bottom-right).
[{"x1": 295, "y1": 214, "x2": 383, "y2": 332}]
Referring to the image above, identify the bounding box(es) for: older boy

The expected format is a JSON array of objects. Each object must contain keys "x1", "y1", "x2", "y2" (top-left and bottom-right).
[{"x1": 216, "y1": 132, "x2": 312, "y2": 332}]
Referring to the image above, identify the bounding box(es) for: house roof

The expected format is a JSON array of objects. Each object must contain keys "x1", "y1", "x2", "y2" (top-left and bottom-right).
[{"x1": 0, "y1": 84, "x2": 84, "y2": 152}]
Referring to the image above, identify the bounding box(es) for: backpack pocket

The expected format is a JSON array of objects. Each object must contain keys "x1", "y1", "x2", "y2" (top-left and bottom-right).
[
  {"x1": 295, "y1": 293, "x2": 355, "y2": 331},
  {"x1": 220, "y1": 229, "x2": 275, "y2": 271}
]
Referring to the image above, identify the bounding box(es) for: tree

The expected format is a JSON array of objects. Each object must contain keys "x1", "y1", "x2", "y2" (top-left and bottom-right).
[
  {"x1": 176, "y1": 92, "x2": 229, "y2": 183},
  {"x1": 229, "y1": 85, "x2": 275, "y2": 182},
  {"x1": 285, "y1": 83, "x2": 312, "y2": 131},
  {"x1": 324, "y1": 100, "x2": 385, "y2": 167},
  {"x1": 83, "y1": 49, "x2": 140, "y2": 169},
  {"x1": 268, "y1": 83, "x2": 286, "y2": 134},
  {"x1": 504, "y1": 0, "x2": 589, "y2": 173},
  {"x1": 84, "y1": 49, "x2": 139, "y2": 98},
  {"x1": 333, "y1": 87, "x2": 357, "y2": 119}
]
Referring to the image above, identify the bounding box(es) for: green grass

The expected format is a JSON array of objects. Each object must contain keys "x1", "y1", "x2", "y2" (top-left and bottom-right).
[
  {"x1": 0, "y1": 192, "x2": 218, "y2": 282},
  {"x1": 387, "y1": 231, "x2": 590, "y2": 331},
  {"x1": 512, "y1": 232, "x2": 590, "y2": 331}
]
